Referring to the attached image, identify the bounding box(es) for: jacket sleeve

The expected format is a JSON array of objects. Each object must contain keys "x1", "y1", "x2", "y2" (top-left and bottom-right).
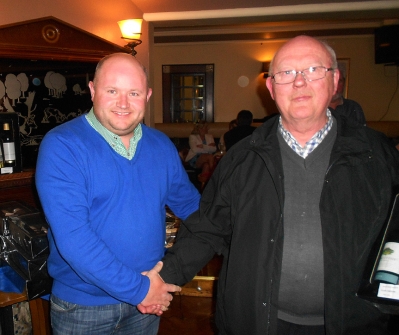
[{"x1": 160, "y1": 159, "x2": 232, "y2": 285}]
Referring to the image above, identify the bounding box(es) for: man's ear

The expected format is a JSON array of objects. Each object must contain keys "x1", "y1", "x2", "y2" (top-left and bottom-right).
[
  {"x1": 147, "y1": 88, "x2": 153, "y2": 102},
  {"x1": 333, "y1": 70, "x2": 339, "y2": 94},
  {"x1": 88, "y1": 81, "x2": 95, "y2": 100},
  {"x1": 266, "y1": 77, "x2": 275, "y2": 100}
]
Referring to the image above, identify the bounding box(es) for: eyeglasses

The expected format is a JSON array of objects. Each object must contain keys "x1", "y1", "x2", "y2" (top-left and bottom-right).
[{"x1": 271, "y1": 66, "x2": 335, "y2": 85}]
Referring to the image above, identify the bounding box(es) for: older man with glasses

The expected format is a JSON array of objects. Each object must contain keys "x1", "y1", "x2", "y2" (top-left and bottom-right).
[{"x1": 152, "y1": 35, "x2": 399, "y2": 335}]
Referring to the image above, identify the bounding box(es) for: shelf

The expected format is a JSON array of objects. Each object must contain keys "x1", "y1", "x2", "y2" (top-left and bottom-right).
[
  {"x1": 0, "y1": 290, "x2": 26, "y2": 308},
  {"x1": 0, "y1": 170, "x2": 35, "y2": 189}
]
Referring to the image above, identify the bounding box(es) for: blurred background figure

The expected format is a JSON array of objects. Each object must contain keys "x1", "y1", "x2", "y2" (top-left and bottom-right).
[
  {"x1": 328, "y1": 62, "x2": 366, "y2": 126},
  {"x1": 223, "y1": 110, "x2": 256, "y2": 151},
  {"x1": 218, "y1": 118, "x2": 237, "y2": 155},
  {"x1": 185, "y1": 120, "x2": 217, "y2": 183},
  {"x1": 228, "y1": 119, "x2": 238, "y2": 130}
]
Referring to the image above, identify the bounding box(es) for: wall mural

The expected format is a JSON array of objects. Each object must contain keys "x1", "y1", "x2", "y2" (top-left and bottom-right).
[{"x1": 0, "y1": 59, "x2": 95, "y2": 168}]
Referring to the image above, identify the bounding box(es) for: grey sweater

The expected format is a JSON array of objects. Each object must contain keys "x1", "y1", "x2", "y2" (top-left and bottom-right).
[{"x1": 277, "y1": 120, "x2": 337, "y2": 325}]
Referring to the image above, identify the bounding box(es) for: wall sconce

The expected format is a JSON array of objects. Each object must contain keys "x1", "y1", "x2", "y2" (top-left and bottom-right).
[
  {"x1": 118, "y1": 19, "x2": 143, "y2": 56},
  {"x1": 262, "y1": 61, "x2": 271, "y2": 78}
]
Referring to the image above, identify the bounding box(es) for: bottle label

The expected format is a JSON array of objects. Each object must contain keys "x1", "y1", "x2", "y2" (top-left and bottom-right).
[
  {"x1": 378, "y1": 283, "x2": 399, "y2": 300},
  {"x1": 376, "y1": 242, "x2": 399, "y2": 275},
  {"x1": 3, "y1": 142, "x2": 15, "y2": 161},
  {"x1": 0, "y1": 167, "x2": 13, "y2": 174}
]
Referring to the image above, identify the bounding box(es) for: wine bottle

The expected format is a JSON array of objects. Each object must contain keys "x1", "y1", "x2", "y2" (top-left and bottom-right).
[
  {"x1": 374, "y1": 230, "x2": 399, "y2": 285},
  {"x1": 357, "y1": 194, "x2": 399, "y2": 313},
  {"x1": 2, "y1": 122, "x2": 16, "y2": 167}
]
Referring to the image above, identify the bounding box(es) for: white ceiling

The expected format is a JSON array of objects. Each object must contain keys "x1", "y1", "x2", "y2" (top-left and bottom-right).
[
  {"x1": 131, "y1": 0, "x2": 399, "y2": 42},
  {"x1": 132, "y1": 0, "x2": 393, "y2": 15}
]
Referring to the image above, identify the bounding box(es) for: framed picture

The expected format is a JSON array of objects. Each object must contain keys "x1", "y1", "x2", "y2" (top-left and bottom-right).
[{"x1": 337, "y1": 58, "x2": 350, "y2": 98}]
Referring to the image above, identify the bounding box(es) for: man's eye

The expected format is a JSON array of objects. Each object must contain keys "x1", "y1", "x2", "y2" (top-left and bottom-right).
[
  {"x1": 108, "y1": 90, "x2": 116, "y2": 94},
  {"x1": 308, "y1": 67, "x2": 317, "y2": 73}
]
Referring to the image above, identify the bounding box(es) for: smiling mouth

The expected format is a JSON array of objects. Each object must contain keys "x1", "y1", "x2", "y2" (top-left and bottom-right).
[{"x1": 114, "y1": 111, "x2": 130, "y2": 115}]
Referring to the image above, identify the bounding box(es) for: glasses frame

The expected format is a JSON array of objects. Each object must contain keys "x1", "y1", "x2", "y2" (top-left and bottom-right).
[{"x1": 271, "y1": 66, "x2": 335, "y2": 85}]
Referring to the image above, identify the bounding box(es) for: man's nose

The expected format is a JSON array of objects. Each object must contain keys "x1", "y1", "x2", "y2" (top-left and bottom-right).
[
  {"x1": 293, "y1": 71, "x2": 306, "y2": 86},
  {"x1": 117, "y1": 95, "x2": 130, "y2": 108}
]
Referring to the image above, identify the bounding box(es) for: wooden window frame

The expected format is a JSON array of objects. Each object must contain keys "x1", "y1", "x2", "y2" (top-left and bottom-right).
[{"x1": 162, "y1": 64, "x2": 214, "y2": 123}]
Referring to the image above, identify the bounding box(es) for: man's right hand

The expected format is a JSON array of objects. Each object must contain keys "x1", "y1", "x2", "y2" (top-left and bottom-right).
[{"x1": 137, "y1": 261, "x2": 181, "y2": 315}]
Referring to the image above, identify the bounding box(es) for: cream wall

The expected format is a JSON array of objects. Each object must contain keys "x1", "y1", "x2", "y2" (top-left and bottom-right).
[{"x1": 152, "y1": 35, "x2": 399, "y2": 123}]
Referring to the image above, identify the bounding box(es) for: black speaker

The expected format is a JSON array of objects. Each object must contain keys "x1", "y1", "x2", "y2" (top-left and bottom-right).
[{"x1": 375, "y1": 25, "x2": 399, "y2": 65}]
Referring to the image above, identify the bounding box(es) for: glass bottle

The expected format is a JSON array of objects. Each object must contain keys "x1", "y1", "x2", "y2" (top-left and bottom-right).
[
  {"x1": 2, "y1": 123, "x2": 16, "y2": 167},
  {"x1": 357, "y1": 194, "x2": 399, "y2": 311},
  {"x1": 374, "y1": 229, "x2": 399, "y2": 285}
]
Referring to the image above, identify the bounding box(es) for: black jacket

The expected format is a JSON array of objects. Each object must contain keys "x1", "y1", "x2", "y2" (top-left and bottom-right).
[
  {"x1": 161, "y1": 112, "x2": 399, "y2": 335},
  {"x1": 224, "y1": 125, "x2": 256, "y2": 151},
  {"x1": 332, "y1": 98, "x2": 366, "y2": 126}
]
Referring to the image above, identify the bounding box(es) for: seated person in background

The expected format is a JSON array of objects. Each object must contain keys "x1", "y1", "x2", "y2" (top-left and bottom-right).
[
  {"x1": 228, "y1": 118, "x2": 238, "y2": 130},
  {"x1": 328, "y1": 62, "x2": 366, "y2": 126},
  {"x1": 224, "y1": 109, "x2": 257, "y2": 151},
  {"x1": 218, "y1": 118, "x2": 237, "y2": 153},
  {"x1": 185, "y1": 120, "x2": 217, "y2": 182}
]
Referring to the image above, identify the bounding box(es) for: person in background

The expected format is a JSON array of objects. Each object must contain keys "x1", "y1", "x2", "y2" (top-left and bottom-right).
[
  {"x1": 223, "y1": 109, "x2": 257, "y2": 151},
  {"x1": 228, "y1": 118, "x2": 238, "y2": 130},
  {"x1": 156, "y1": 36, "x2": 399, "y2": 334},
  {"x1": 35, "y1": 53, "x2": 200, "y2": 335},
  {"x1": 218, "y1": 118, "x2": 238, "y2": 154},
  {"x1": 185, "y1": 120, "x2": 217, "y2": 183},
  {"x1": 328, "y1": 62, "x2": 366, "y2": 126}
]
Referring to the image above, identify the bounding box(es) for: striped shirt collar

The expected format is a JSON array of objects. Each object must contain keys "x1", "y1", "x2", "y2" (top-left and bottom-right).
[
  {"x1": 278, "y1": 109, "x2": 333, "y2": 158},
  {"x1": 85, "y1": 108, "x2": 142, "y2": 160}
]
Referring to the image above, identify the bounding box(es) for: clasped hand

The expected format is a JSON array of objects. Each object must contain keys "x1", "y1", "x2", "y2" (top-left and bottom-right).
[{"x1": 137, "y1": 261, "x2": 181, "y2": 316}]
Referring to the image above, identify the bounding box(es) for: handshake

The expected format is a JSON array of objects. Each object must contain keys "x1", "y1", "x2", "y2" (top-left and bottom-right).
[{"x1": 138, "y1": 261, "x2": 181, "y2": 315}]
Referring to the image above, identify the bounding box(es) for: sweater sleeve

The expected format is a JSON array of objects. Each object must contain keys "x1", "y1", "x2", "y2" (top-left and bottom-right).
[
  {"x1": 165, "y1": 143, "x2": 201, "y2": 220},
  {"x1": 35, "y1": 129, "x2": 150, "y2": 306}
]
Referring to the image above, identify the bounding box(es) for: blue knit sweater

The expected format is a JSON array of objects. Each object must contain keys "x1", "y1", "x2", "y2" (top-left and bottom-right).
[{"x1": 35, "y1": 115, "x2": 200, "y2": 306}]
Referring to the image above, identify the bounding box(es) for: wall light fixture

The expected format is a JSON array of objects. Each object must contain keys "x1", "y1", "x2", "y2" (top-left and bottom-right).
[{"x1": 118, "y1": 19, "x2": 143, "y2": 56}]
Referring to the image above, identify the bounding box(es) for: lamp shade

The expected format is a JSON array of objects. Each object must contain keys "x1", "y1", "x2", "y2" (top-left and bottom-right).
[{"x1": 118, "y1": 19, "x2": 143, "y2": 40}]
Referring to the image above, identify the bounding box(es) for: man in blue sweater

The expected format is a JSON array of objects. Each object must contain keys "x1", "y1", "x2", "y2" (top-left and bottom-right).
[{"x1": 35, "y1": 53, "x2": 200, "y2": 334}]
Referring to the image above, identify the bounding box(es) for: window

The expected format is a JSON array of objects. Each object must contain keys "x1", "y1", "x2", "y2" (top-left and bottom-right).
[{"x1": 162, "y1": 64, "x2": 214, "y2": 123}]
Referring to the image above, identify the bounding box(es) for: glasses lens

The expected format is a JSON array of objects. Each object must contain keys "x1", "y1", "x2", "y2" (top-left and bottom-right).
[
  {"x1": 304, "y1": 67, "x2": 326, "y2": 81},
  {"x1": 273, "y1": 66, "x2": 329, "y2": 84},
  {"x1": 274, "y1": 71, "x2": 295, "y2": 84}
]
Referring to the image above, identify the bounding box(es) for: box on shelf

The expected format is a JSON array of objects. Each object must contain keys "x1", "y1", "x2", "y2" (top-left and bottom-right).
[
  {"x1": 0, "y1": 201, "x2": 51, "y2": 300},
  {"x1": 6, "y1": 213, "x2": 49, "y2": 259},
  {"x1": 0, "y1": 201, "x2": 39, "y2": 237}
]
